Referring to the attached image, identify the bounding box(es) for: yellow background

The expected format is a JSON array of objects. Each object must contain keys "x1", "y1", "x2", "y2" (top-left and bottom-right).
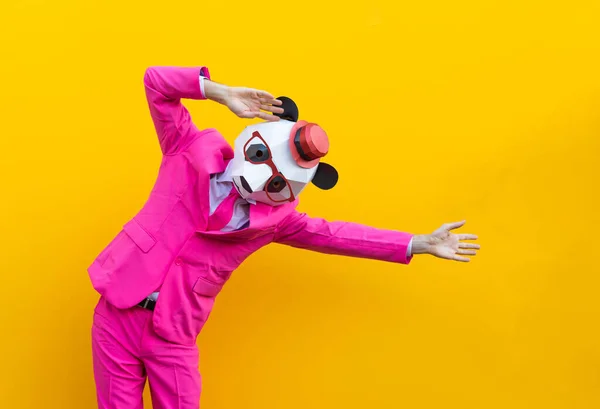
[{"x1": 1, "y1": 0, "x2": 599, "y2": 408}]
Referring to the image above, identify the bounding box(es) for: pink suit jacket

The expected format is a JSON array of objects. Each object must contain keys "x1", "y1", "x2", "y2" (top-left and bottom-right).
[{"x1": 87, "y1": 66, "x2": 414, "y2": 346}]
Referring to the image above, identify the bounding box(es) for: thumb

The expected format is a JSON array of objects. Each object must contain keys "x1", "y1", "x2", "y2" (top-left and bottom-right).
[{"x1": 443, "y1": 220, "x2": 466, "y2": 231}]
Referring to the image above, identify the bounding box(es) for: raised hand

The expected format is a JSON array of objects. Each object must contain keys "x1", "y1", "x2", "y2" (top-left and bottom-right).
[
  {"x1": 224, "y1": 87, "x2": 284, "y2": 122},
  {"x1": 204, "y1": 79, "x2": 284, "y2": 122}
]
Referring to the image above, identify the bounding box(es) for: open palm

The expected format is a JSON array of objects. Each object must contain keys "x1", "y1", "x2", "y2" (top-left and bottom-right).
[
  {"x1": 428, "y1": 220, "x2": 480, "y2": 262},
  {"x1": 225, "y1": 87, "x2": 283, "y2": 122}
]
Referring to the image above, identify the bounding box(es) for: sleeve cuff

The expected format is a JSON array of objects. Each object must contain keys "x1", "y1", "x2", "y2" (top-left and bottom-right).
[
  {"x1": 406, "y1": 237, "x2": 413, "y2": 258},
  {"x1": 199, "y1": 76, "x2": 207, "y2": 99},
  {"x1": 199, "y1": 66, "x2": 211, "y2": 99}
]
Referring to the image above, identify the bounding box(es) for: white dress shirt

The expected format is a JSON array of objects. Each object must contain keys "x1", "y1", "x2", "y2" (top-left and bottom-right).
[{"x1": 209, "y1": 160, "x2": 255, "y2": 231}]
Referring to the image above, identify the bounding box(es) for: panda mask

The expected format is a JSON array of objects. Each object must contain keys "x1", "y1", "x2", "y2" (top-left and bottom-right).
[{"x1": 229, "y1": 97, "x2": 339, "y2": 206}]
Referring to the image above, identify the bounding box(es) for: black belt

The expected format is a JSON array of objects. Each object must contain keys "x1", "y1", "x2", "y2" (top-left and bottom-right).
[{"x1": 137, "y1": 298, "x2": 156, "y2": 311}]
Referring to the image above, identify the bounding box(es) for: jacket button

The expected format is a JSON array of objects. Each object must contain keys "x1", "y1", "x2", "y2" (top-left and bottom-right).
[{"x1": 175, "y1": 258, "x2": 182, "y2": 266}]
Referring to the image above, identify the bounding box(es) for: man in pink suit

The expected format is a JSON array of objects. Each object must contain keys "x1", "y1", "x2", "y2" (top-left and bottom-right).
[{"x1": 88, "y1": 65, "x2": 480, "y2": 409}]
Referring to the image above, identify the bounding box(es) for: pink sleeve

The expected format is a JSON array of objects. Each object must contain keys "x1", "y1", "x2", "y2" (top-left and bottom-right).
[
  {"x1": 273, "y1": 210, "x2": 414, "y2": 264},
  {"x1": 143, "y1": 66, "x2": 211, "y2": 155}
]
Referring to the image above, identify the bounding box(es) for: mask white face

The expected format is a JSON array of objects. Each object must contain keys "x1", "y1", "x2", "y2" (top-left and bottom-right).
[
  {"x1": 229, "y1": 96, "x2": 340, "y2": 207},
  {"x1": 230, "y1": 120, "x2": 318, "y2": 206}
]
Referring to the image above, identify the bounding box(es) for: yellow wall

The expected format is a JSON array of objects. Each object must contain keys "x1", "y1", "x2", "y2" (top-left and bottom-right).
[{"x1": 1, "y1": 1, "x2": 599, "y2": 408}]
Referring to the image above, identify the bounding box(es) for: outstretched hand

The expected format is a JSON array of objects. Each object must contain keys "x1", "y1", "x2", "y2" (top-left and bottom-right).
[
  {"x1": 224, "y1": 87, "x2": 284, "y2": 122},
  {"x1": 413, "y1": 220, "x2": 480, "y2": 262}
]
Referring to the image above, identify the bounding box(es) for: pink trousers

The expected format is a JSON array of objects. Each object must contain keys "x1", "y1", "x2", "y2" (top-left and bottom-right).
[{"x1": 92, "y1": 297, "x2": 201, "y2": 409}]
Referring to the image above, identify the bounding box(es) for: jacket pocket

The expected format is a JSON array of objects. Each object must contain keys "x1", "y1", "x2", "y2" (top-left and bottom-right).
[
  {"x1": 189, "y1": 268, "x2": 230, "y2": 330},
  {"x1": 192, "y1": 275, "x2": 224, "y2": 297},
  {"x1": 122, "y1": 219, "x2": 157, "y2": 253}
]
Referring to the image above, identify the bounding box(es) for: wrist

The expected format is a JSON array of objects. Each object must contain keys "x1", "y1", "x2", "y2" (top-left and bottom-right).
[
  {"x1": 204, "y1": 80, "x2": 230, "y2": 105},
  {"x1": 411, "y1": 234, "x2": 432, "y2": 255}
]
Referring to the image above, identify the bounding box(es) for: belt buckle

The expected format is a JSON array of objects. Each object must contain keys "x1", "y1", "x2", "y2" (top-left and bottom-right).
[{"x1": 141, "y1": 298, "x2": 151, "y2": 309}]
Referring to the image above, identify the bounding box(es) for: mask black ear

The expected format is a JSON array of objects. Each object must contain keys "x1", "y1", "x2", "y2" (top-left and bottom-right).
[
  {"x1": 274, "y1": 96, "x2": 299, "y2": 122},
  {"x1": 311, "y1": 162, "x2": 338, "y2": 190}
]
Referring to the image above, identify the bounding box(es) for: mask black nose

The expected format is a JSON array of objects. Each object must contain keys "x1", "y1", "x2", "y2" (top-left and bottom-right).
[{"x1": 240, "y1": 176, "x2": 253, "y2": 193}]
